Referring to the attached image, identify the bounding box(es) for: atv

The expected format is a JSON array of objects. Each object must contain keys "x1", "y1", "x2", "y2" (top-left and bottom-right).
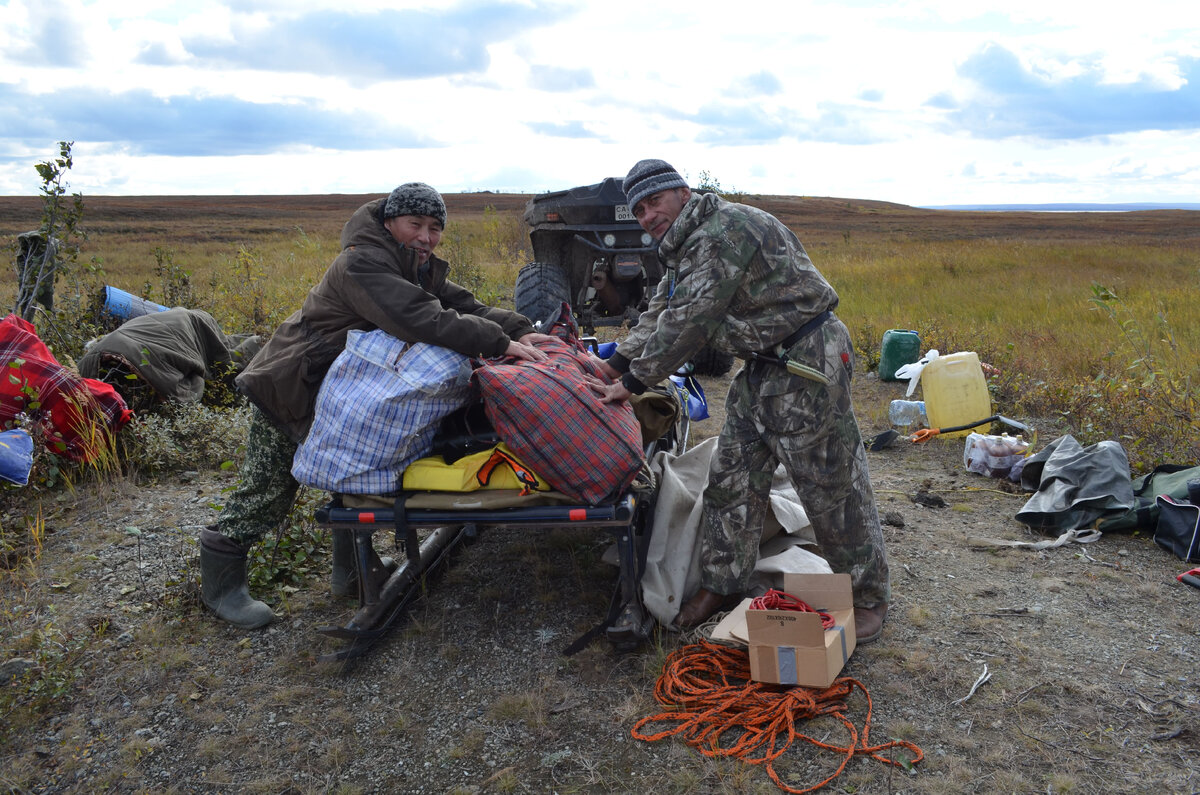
[{"x1": 514, "y1": 177, "x2": 734, "y2": 377}]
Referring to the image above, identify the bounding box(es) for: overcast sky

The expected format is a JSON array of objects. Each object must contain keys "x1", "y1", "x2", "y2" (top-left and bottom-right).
[{"x1": 1, "y1": 0, "x2": 1198, "y2": 206}]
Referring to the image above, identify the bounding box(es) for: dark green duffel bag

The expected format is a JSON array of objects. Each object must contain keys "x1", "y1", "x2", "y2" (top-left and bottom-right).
[
  {"x1": 1095, "y1": 464, "x2": 1200, "y2": 532},
  {"x1": 1154, "y1": 493, "x2": 1200, "y2": 562}
]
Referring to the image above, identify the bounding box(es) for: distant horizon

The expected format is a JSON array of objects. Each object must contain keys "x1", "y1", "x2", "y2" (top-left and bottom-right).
[
  {"x1": 3, "y1": 191, "x2": 1197, "y2": 214},
  {"x1": 920, "y1": 201, "x2": 1200, "y2": 212}
]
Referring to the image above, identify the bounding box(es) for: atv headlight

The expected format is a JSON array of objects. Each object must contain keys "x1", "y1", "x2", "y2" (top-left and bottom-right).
[
  {"x1": 641, "y1": 233, "x2": 653, "y2": 246},
  {"x1": 602, "y1": 233, "x2": 616, "y2": 247}
]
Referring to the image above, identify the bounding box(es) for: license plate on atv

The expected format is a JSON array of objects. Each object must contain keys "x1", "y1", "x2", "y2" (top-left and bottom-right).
[
  {"x1": 613, "y1": 255, "x2": 643, "y2": 280},
  {"x1": 614, "y1": 204, "x2": 635, "y2": 222}
]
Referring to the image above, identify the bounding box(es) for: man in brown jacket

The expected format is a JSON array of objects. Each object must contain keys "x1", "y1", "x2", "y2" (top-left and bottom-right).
[{"x1": 200, "y1": 183, "x2": 551, "y2": 629}]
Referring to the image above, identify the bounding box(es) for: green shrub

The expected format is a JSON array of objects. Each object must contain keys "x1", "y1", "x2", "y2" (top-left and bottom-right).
[
  {"x1": 119, "y1": 403, "x2": 251, "y2": 476},
  {"x1": 246, "y1": 488, "x2": 329, "y2": 591}
]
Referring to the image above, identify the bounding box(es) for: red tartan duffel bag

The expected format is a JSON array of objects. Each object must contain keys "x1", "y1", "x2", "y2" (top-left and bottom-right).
[
  {"x1": 472, "y1": 329, "x2": 644, "y2": 505},
  {"x1": 0, "y1": 314, "x2": 132, "y2": 462}
]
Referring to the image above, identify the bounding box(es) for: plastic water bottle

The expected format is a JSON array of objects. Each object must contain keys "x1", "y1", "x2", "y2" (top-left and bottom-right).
[{"x1": 888, "y1": 399, "x2": 927, "y2": 427}]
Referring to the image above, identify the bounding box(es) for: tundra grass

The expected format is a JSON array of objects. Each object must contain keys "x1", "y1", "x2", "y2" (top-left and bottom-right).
[
  {"x1": 816, "y1": 236, "x2": 1198, "y2": 466},
  {"x1": 2, "y1": 198, "x2": 1196, "y2": 470}
]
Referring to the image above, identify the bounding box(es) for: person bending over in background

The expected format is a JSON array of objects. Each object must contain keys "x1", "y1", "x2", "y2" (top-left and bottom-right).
[
  {"x1": 589, "y1": 159, "x2": 890, "y2": 643},
  {"x1": 200, "y1": 182, "x2": 552, "y2": 629}
]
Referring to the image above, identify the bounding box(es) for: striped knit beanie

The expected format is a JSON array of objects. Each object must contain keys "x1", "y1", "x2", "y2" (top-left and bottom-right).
[
  {"x1": 622, "y1": 159, "x2": 689, "y2": 212},
  {"x1": 383, "y1": 182, "x2": 447, "y2": 227}
]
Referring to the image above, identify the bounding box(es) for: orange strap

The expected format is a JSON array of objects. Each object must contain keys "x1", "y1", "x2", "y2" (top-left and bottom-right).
[
  {"x1": 632, "y1": 640, "x2": 924, "y2": 794},
  {"x1": 476, "y1": 447, "x2": 540, "y2": 495}
]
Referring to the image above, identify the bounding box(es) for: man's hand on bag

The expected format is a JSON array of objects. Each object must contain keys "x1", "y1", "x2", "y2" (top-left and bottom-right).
[
  {"x1": 593, "y1": 358, "x2": 621, "y2": 380},
  {"x1": 505, "y1": 339, "x2": 549, "y2": 362},
  {"x1": 519, "y1": 332, "x2": 557, "y2": 348},
  {"x1": 584, "y1": 374, "x2": 632, "y2": 404}
]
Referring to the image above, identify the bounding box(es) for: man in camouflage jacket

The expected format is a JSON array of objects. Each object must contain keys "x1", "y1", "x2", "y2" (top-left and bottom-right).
[{"x1": 591, "y1": 159, "x2": 890, "y2": 643}]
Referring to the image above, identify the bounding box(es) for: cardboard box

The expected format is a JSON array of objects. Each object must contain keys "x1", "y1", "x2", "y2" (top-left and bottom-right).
[{"x1": 712, "y1": 572, "x2": 856, "y2": 688}]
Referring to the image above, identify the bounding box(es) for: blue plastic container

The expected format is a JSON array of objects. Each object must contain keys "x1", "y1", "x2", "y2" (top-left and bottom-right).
[
  {"x1": 103, "y1": 285, "x2": 169, "y2": 321},
  {"x1": 0, "y1": 428, "x2": 34, "y2": 486}
]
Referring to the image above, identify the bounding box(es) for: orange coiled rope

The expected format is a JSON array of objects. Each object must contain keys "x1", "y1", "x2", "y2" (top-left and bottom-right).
[
  {"x1": 631, "y1": 640, "x2": 924, "y2": 794},
  {"x1": 749, "y1": 588, "x2": 836, "y2": 629}
]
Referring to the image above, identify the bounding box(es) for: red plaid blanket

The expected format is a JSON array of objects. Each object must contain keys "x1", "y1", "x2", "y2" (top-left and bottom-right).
[
  {"x1": 473, "y1": 331, "x2": 644, "y2": 505},
  {"x1": 0, "y1": 314, "x2": 132, "y2": 462}
]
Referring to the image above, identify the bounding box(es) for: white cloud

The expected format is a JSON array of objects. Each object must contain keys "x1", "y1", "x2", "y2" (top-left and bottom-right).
[{"x1": 0, "y1": 0, "x2": 1197, "y2": 204}]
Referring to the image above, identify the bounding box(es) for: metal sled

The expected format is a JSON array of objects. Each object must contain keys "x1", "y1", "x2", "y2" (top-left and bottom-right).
[
  {"x1": 312, "y1": 383, "x2": 689, "y2": 663},
  {"x1": 314, "y1": 489, "x2": 657, "y2": 661}
]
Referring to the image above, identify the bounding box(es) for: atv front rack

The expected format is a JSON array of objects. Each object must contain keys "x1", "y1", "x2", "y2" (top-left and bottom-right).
[{"x1": 314, "y1": 490, "x2": 655, "y2": 662}]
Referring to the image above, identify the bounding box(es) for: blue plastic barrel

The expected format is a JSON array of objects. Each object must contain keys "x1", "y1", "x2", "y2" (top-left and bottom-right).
[{"x1": 103, "y1": 286, "x2": 169, "y2": 321}]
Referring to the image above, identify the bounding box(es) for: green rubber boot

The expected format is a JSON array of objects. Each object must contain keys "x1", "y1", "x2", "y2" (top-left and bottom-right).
[{"x1": 199, "y1": 527, "x2": 274, "y2": 629}]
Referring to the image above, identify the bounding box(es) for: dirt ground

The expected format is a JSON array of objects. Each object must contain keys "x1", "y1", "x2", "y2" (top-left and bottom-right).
[{"x1": 4, "y1": 365, "x2": 1199, "y2": 795}]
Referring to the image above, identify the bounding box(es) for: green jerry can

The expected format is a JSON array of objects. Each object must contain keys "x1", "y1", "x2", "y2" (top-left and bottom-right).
[{"x1": 879, "y1": 329, "x2": 921, "y2": 382}]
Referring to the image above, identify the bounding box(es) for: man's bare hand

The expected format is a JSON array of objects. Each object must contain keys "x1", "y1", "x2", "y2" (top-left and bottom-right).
[
  {"x1": 519, "y1": 332, "x2": 557, "y2": 348},
  {"x1": 505, "y1": 339, "x2": 548, "y2": 362},
  {"x1": 593, "y1": 358, "x2": 621, "y2": 380},
  {"x1": 584, "y1": 374, "x2": 632, "y2": 404}
]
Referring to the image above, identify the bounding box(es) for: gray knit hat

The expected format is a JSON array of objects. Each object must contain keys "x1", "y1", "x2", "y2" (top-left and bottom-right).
[
  {"x1": 383, "y1": 182, "x2": 447, "y2": 227},
  {"x1": 622, "y1": 159, "x2": 689, "y2": 213}
]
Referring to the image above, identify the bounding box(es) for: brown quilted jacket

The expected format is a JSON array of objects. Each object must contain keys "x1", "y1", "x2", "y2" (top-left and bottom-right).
[{"x1": 236, "y1": 198, "x2": 535, "y2": 441}]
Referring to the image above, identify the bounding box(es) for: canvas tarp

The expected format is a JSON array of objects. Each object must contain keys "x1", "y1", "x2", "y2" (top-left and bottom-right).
[{"x1": 636, "y1": 437, "x2": 832, "y2": 625}]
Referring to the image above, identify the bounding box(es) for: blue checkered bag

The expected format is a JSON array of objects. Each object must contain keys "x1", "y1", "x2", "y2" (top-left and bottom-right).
[{"x1": 292, "y1": 330, "x2": 474, "y2": 494}]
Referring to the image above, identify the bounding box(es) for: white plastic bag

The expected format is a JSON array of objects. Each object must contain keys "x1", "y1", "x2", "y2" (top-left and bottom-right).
[
  {"x1": 893, "y1": 348, "x2": 939, "y2": 397},
  {"x1": 963, "y1": 432, "x2": 1030, "y2": 479}
]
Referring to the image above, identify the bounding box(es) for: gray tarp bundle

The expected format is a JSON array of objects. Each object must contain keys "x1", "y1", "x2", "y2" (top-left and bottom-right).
[
  {"x1": 637, "y1": 437, "x2": 832, "y2": 625},
  {"x1": 77, "y1": 307, "x2": 262, "y2": 404},
  {"x1": 1016, "y1": 435, "x2": 1135, "y2": 531}
]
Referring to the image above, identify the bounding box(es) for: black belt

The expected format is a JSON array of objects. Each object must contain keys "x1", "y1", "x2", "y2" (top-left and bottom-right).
[
  {"x1": 774, "y1": 310, "x2": 831, "y2": 352},
  {"x1": 745, "y1": 309, "x2": 836, "y2": 384}
]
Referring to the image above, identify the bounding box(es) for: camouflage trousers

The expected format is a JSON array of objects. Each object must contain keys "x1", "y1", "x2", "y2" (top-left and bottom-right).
[
  {"x1": 215, "y1": 406, "x2": 301, "y2": 547},
  {"x1": 699, "y1": 316, "x2": 890, "y2": 608}
]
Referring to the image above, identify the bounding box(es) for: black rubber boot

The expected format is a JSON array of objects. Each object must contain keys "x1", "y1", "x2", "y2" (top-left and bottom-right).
[
  {"x1": 330, "y1": 528, "x2": 396, "y2": 599},
  {"x1": 199, "y1": 527, "x2": 274, "y2": 629}
]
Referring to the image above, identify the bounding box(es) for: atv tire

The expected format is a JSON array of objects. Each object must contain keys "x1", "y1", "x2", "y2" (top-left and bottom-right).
[
  {"x1": 515, "y1": 262, "x2": 571, "y2": 328},
  {"x1": 690, "y1": 345, "x2": 735, "y2": 377}
]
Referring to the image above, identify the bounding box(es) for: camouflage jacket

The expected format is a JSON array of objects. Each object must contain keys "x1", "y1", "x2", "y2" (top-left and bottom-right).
[{"x1": 613, "y1": 192, "x2": 839, "y2": 392}]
